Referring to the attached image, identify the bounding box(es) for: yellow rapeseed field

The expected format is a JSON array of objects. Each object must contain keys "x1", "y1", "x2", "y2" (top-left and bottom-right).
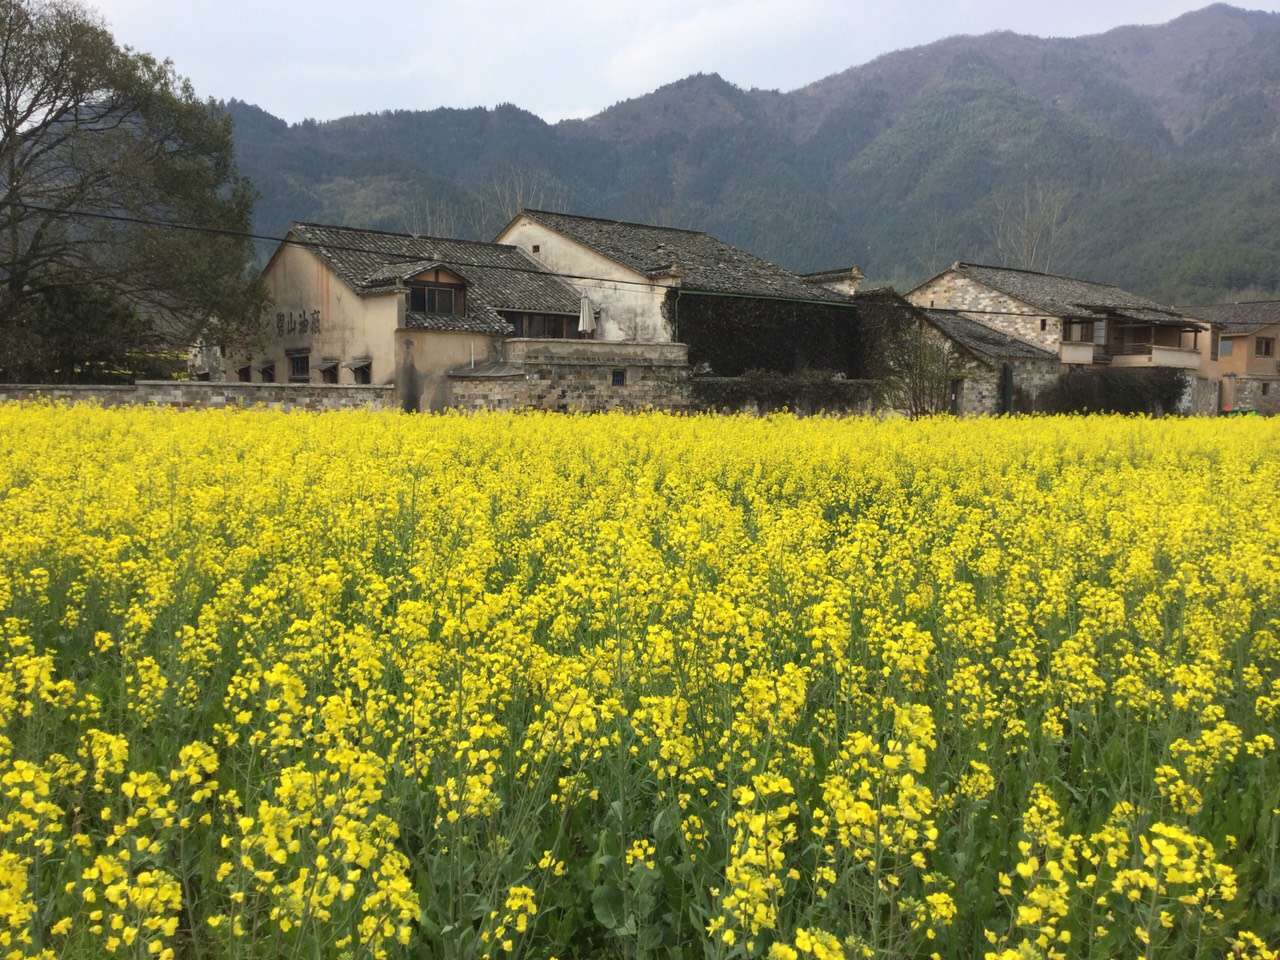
[{"x1": 0, "y1": 404, "x2": 1277, "y2": 960}]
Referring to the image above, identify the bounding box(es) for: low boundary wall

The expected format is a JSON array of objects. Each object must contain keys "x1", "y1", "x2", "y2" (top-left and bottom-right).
[{"x1": 0, "y1": 381, "x2": 396, "y2": 411}]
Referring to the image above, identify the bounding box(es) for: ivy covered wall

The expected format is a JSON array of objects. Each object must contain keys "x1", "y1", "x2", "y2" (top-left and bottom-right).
[{"x1": 670, "y1": 288, "x2": 918, "y2": 378}]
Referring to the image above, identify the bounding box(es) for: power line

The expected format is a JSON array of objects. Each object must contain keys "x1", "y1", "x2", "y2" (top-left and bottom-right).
[
  {"x1": 1, "y1": 200, "x2": 858, "y2": 309},
  {"x1": 0, "y1": 199, "x2": 687, "y2": 292}
]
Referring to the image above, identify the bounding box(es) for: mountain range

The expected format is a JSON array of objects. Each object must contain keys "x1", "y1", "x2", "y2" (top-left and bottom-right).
[{"x1": 226, "y1": 3, "x2": 1280, "y2": 303}]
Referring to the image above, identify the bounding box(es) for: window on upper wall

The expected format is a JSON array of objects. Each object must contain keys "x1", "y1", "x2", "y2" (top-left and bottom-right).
[
  {"x1": 1256, "y1": 337, "x2": 1275, "y2": 358},
  {"x1": 236, "y1": 365, "x2": 251, "y2": 382},
  {"x1": 1211, "y1": 331, "x2": 1220, "y2": 361},
  {"x1": 352, "y1": 363, "x2": 372, "y2": 385},
  {"x1": 1040, "y1": 318, "x2": 1047, "y2": 332},
  {"x1": 410, "y1": 284, "x2": 460, "y2": 315},
  {"x1": 288, "y1": 353, "x2": 310, "y2": 382},
  {"x1": 260, "y1": 364, "x2": 275, "y2": 383},
  {"x1": 1221, "y1": 338, "x2": 1234, "y2": 358}
]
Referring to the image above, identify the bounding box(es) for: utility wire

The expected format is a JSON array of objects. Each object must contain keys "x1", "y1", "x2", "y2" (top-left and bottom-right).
[
  {"x1": 0, "y1": 199, "x2": 693, "y2": 292},
  {"x1": 1, "y1": 199, "x2": 857, "y2": 308}
]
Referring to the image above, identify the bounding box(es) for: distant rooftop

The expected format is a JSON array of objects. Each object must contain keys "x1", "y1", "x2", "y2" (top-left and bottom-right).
[
  {"x1": 927, "y1": 261, "x2": 1191, "y2": 322},
  {"x1": 515, "y1": 209, "x2": 852, "y2": 304},
  {"x1": 1176, "y1": 300, "x2": 1280, "y2": 335},
  {"x1": 285, "y1": 221, "x2": 579, "y2": 335},
  {"x1": 918, "y1": 308, "x2": 1058, "y2": 362}
]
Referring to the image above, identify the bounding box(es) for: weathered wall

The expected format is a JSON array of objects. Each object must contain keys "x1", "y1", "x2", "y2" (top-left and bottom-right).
[
  {"x1": 1181, "y1": 375, "x2": 1223, "y2": 415},
  {"x1": 497, "y1": 217, "x2": 674, "y2": 342},
  {"x1": 909, "y1": 273, "x2": 1062, "y2": 352},
  {"x1": 402, "y1": 331, "x2": 502, "y2": 412},
  {"x1": 0, "y1": 381, "x2": 395, "y2": 411},
  {"x1": 449, "y1": 339, "x2": 690, "y2": 412},
  {"x1": 1226, "y1": 376, "x2": 1280, "y2": 414},
  {"x1": 220, "y1": 244, "x2": 402, "y2": 385}
]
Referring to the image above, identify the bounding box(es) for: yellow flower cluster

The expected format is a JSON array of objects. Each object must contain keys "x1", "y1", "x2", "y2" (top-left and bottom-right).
[{"x1": 0, "y1": 404, "x2": 1277, "y2": 960}]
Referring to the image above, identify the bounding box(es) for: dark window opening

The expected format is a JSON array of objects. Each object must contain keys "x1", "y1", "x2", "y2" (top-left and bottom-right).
[
  {"x1": 1211, "y1": 331, "x2": 1220, "y2": 361},
  {"x1": 1040, "y1": 318, "x2": 1047, "y2": 332},
  {"x1": 532, "y1": 244, "x2": 540, "y2": 253},
  {"x1": 611, "y1": 368, "x2": 626, "y2": 387},
  {"x1": 237, "y1": 365, "x2": 251, "y2": 382},
  {"x1": 1263, "y1": 382, "x2": 1271, "y2": 396},
  {"x1": 352, "y1": 363, "x2": 372, "y2": 385},
  {"x1": 196, "y1": 371, "x2": 211, "y2": 381},
  {"x1": 288, "y1": 353, "x2": 310, "y2": 383},
  {"x1": 260, "y1": 364, "x2": 275, "y2": 383},
  {"x1": 1257, "y1": 337, "x2": 1275, "y2": 358},
  {"x1": 409, "y1": 284, "x2": 461, "y2": 315},
  {"x1": 320, "y1": 364, "x2": 338, "y2": 384},
  {"x1": 506, "y1": 313, "x2": 574, "y2": 338}
]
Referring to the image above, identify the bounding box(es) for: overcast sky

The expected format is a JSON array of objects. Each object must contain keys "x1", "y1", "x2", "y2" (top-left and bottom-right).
[{"x1": 91, "y1": 0, "x2": 1278, "y2": 124}]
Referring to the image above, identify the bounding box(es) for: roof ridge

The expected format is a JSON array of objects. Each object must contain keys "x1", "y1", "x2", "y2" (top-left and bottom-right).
[
  {"x1": 292, "y1": 220, "x2": 519, "y2": 250},
  {"x1": 521, "y1": 208, "x2": 708, "y2": 236},
  {"x1": 956, "y1": 260, "x2": 1124, "y2": 289}
]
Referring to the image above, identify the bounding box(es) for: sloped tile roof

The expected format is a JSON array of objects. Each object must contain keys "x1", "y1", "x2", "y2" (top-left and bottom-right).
[
  {"x1": 920, "y1": 309, "x2": 1058, "y2": 362},
  {"x1": 948, "y1": 262, "x2": 1190, "y2": 322},
  {"x1": 1177, "y1": 300, "x2": 1280, "y2": 336},
  {"x1": 517, "y1": 209, "x2": 850, "y2": 303},
  {"x1": 286, "y1": 222, "x2": 579, "y2": 333},
  {"x1": 404, "y1": 311, "x2": 513, "y2": 335}
]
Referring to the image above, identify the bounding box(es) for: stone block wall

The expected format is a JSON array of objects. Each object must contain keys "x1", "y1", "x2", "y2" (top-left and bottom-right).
[
  {"x1": 0, "y1": 381, "x2": 396, "y2": 411},
  {"x1": 1230, "y1": 377, "x2": 1280, "y2": 415},
  {"x1": 909, "y1": 275, "x2": 1062, "y2": 352},
  {"x1": 449, "y1": 339, "x2": 691, "y2": 412}
]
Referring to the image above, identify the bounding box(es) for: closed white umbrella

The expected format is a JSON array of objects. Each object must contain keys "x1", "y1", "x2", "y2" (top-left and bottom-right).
[{"x1": 578, "y1": 294, "x2": 596, "y2": 337}]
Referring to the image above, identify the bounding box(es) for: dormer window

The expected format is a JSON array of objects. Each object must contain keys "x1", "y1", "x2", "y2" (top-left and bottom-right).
[{"x1": 408, "y1": 283, "x2": 461, "y2": 316}]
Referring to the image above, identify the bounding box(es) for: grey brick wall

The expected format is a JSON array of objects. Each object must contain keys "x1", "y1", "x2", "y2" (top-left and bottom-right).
[{"x1": 0, "y1": 381, "x2": 396, "y2": 411}]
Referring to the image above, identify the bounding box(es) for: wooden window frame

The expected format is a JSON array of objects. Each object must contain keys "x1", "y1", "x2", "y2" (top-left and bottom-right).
[
  {"x1": 287, "y1": 352, "x2": 310, "y2": 383},
  {"x1": 1256, "y1": 336, "x2": 1275, "y2": 358}
]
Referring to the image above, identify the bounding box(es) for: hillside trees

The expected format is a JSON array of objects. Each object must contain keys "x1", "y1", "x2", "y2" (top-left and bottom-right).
[{"x1": 0, "y1": 0, "x2": 264, "y2": 381}]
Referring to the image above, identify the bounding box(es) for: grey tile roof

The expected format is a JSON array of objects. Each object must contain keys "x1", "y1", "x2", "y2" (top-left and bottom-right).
[
  {"x1": 1177, "y1": 301, "x2": 1280, "y2": 336},
  {"x1": 518, "y1": 209, "x2": 851, "y2": 303},
  {"x1": 949, "y1": 262, "x2": 1190, "y2": 322},
  {"x1": 287, "y1": 222, "x2": 579, "y2": 333},
  {"x1": 404, "y1": 311, "x2": 513, "y2": 335},
  {"x1": 920, "y1": 309, "x2": 1058, "y2": 362}
]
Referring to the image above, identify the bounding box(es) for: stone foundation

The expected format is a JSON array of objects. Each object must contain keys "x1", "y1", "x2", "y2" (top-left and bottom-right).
[
  {"x1": 0, "y1": 381, "x2": 395, "y2": 411},
  {"x1": 448, "y1": 339, "x2": 691, "y2": 412}
]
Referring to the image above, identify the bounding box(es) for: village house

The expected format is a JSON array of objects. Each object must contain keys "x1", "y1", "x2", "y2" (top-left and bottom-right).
[
  {"x1": 906, "y1": 261, "x2": 1220, "y2": 412},
  {"x1": 494, "y1": 210, "x2": 872, "y2": 379},
  {"x1": 913, "y1": 308, "x2": 1060, "y2": 413},
  {"x1": 219, "y1": 222, "x2": 590, "y2": 410},
  {"x1": 1179, "y1": 300, "x2": 1280, "y2": 414}
]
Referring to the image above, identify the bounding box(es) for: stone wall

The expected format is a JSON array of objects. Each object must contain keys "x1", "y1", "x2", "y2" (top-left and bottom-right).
[
  {"x1": 449, "y1": 339, "x2": 691, "y2": 412},
  {"x1": 0, "y1": 381, "x2": 396, "y2": 411},
  {"x1": 1230, "y1": 377, "x2": 1280, "y2": 415},
  {"x1": 909, "y1": 274, "x2": 1062, "y2": 352}
]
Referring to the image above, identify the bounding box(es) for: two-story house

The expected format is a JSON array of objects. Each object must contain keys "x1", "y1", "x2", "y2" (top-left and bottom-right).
[
  {"x1": 1179, "y1": 300, "x2": 1280, "y2": 414},
  {"x1": 907, "y1": 262, "x2": 1212, "y2": 369}
]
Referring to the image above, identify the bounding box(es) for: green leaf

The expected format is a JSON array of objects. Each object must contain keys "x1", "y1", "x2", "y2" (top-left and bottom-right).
[{"x1": 592, "y1": 883, "x2": 626, "y2": 932}]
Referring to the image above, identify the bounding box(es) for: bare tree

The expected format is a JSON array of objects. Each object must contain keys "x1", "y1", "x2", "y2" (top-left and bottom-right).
[
  {"x1": 914, "y1": 203, "x2": 952, "y2": 279},
  {"x1": 984, "y1": 179, "x2": 1074, "y2": 273},
  {"x1": 482, "y1": 165, "x2": 568, "y2": 231},
  {"x1": 885, "y1": 319, "x2": 961, "y2": 418},
  {"x1": 398, "y1": 194, "x2": 457, "y2": 238}
]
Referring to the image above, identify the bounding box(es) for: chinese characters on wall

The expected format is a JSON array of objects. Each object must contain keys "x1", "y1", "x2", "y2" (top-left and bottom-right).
[{"x1": 276, "y1": 309, "x2": 322, "y2": 336}]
